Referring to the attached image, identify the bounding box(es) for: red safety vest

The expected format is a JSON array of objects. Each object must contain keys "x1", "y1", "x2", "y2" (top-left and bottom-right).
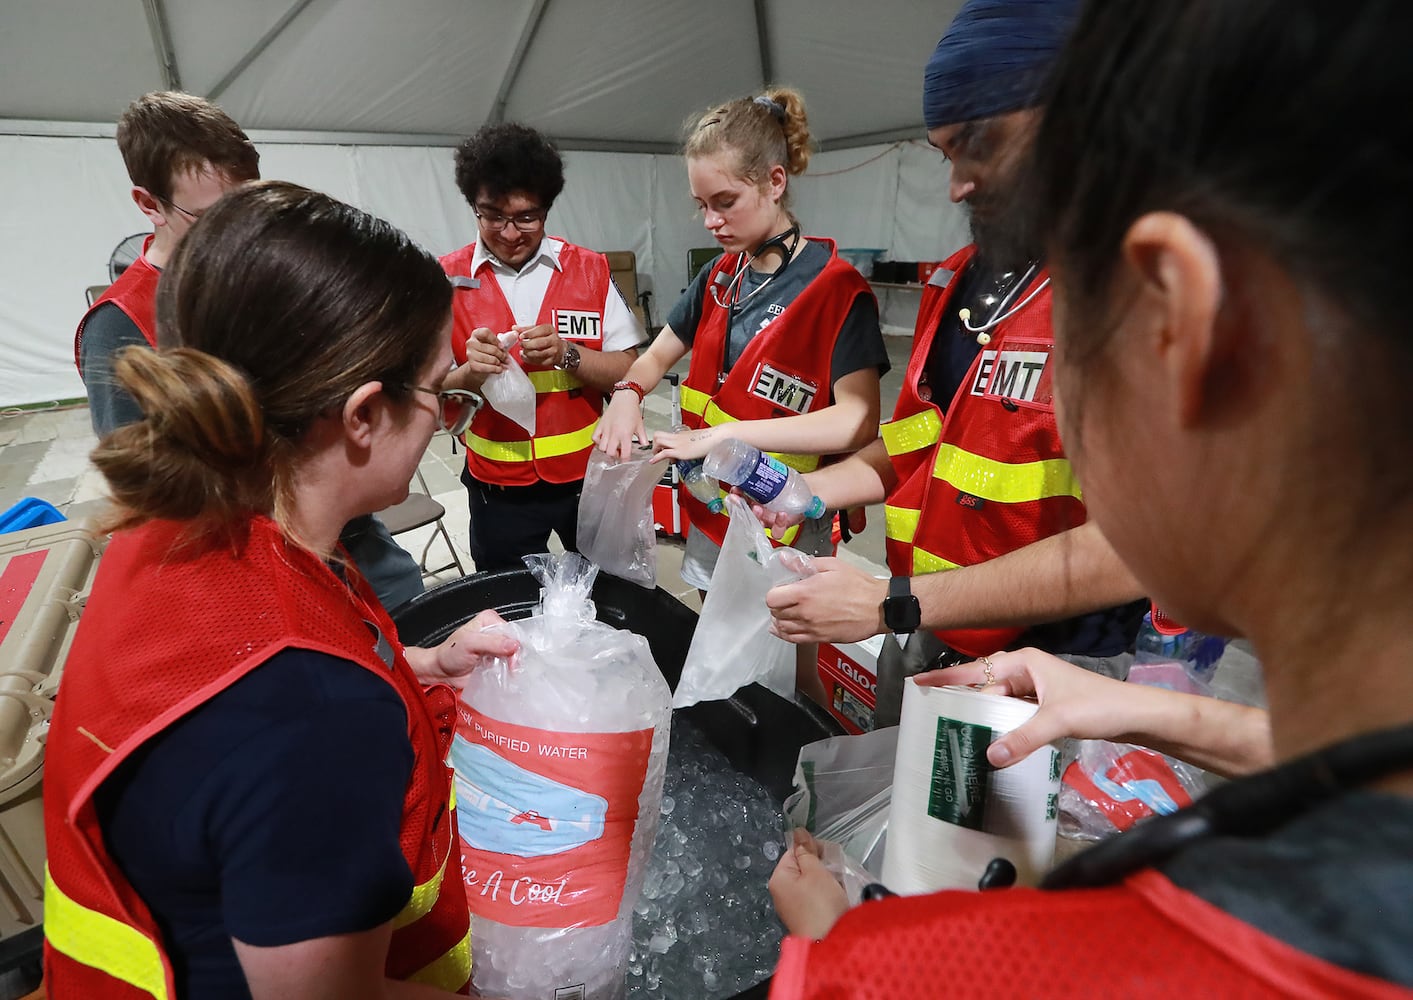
[
  {"x1": 74, "y1": 235, "x2": 160, "y2": 375},
  {"x1": 769, "y1": 869, "x2": 1413, "y2": 998},
  {"x1": 679, "y1": 239, "x2": 872, "y2": 547},
  {"x1": 881, "y1": 245, "x2": 1084, "y2": 656},
  {"x1": 442, "y1": 241, "x2": 613, "y2": 487},
  {"x1": 43, "y1": 516, "x2": 472, "y2": 998}
]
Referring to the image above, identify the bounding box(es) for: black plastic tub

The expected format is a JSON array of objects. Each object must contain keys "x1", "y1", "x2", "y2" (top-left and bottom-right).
[{"x1": 392, "y1": 567, "x2": 845, "y2": 1000}]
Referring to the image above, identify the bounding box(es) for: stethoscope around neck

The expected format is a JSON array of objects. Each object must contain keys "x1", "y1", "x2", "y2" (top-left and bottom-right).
[
  {"x1": 709, "y1": 224, "x2": 802, "y2": 312},
  {"x1": 957, "y1": 261, "x2": 1051, "y2": 346}
]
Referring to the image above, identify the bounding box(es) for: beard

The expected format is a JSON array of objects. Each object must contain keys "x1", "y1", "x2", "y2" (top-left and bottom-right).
[{"x1": 965, "y1": 181, "x2": 1040, "y2": 270}]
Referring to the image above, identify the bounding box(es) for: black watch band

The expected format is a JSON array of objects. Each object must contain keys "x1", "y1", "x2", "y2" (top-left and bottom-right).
[{"x1": 882, "y1": 575, "x2": 921, "y2": 635}]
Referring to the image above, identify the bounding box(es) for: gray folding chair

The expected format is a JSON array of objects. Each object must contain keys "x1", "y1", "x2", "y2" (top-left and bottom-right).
[{"x1": 377, "y1": 468, "x2": 465, "y2": 578}]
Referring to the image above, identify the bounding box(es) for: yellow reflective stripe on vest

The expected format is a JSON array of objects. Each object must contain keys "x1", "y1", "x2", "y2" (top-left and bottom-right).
[
  {"x1": 409, "y1": 925, "x2": 472, "y2": 992},
  {"x1": 391, "y1": 854, "x2": 447, "y2": 931},
  {"x1": 527, "y1": 370, "x2": 582, "y2": 394},
  {"x1": 699, "y1": 401, "x2": 819, "y2": 473},
  {"x1": 680, "y1": 385, "x2": 710, "y2": 418},
  {"x1": 883, "y1": 504, "x2": 920, "y2": 544},
  {"x1": 933, "y1": 444, "x2": 1080, "y2": 504},
  {"x1": 881, "y1": 410, "x2": 942, "y2": 457},
  {"x1": 45, "y1": 867, "x2": 169, "y2": 1000},
  {"x1": 466, "y1": 423, "x2": 595, "y2": 463},
  {"x1": 535, "y1": 422, "x2": 596, "y2": 459},
  {"x1": 467, "y1": 432, "x2": 532, "y2": 462},
  {"x1": 913, "y1": 546, "x2": 962, "y2": 574}
]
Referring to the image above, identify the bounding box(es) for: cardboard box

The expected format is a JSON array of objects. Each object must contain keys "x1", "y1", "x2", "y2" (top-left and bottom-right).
[{"x1": 817, "y1": 634, "x2": 885, "y2": 734}]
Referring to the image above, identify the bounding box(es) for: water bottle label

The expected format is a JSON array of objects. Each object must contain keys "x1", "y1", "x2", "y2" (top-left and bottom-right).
[
  {"x1": 451, "y1": 702, "x2": 653, "y2": 928},
  {"x1": 740, "y1": 453, "x2": 790, "y2": 503}
]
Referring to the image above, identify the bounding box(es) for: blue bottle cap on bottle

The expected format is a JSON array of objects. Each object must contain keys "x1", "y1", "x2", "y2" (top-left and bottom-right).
[
  {"x1": 805, "y1": 496, "x2": 826, "y2": 520},
  {"x1": 706, "y1": 497, "x2": 725, "y2": 515}
]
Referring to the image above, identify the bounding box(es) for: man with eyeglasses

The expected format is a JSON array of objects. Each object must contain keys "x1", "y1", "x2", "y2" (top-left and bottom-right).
[
  {"x1": 74, "y1": 92, "x2": 427, "y2": 610},
  {"x1": 76, "y1": 91, "x2": 259, "y2": 437},
  {"x1": 442, "y1": 123, "x2": 644, "y2": 571}
]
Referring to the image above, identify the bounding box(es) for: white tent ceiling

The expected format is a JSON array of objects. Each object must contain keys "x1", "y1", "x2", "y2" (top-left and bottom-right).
[
  {"x1": 0, "y1": 0, "x2": 960, "y2": 151},
  {"x1": 0, "y1": 1, "x2": 973, "y2": 408}
]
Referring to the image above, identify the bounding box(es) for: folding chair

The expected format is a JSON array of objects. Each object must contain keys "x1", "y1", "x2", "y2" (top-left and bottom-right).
[{"x1": 377, "y1": 468, "x2": 465, "y2": 578}]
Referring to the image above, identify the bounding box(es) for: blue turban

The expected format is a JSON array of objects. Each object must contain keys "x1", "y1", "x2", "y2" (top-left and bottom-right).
[{"x1": 923, "y1": 0, "x2": 1080, "y2": 129}]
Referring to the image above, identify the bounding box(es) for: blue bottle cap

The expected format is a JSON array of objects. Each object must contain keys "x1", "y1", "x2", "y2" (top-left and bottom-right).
[{"x1": 805, "y1": 496, "x2": 826, "y2": 520}]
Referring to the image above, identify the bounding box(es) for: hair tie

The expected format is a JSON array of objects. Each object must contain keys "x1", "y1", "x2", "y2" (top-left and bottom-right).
[{"x1": 753, "y1": 95, "x2": 787, "y2": 124}]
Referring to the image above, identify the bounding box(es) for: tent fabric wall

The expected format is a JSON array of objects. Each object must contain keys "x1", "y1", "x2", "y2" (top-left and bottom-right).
[{"x1": 0, "y1": 134, "x2": 967, "y2": 408}]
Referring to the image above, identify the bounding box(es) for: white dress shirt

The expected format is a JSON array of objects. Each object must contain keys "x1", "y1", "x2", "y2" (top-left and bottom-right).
[{"x1": 469, "y1": 237, "x2": 644, "y2": 352}]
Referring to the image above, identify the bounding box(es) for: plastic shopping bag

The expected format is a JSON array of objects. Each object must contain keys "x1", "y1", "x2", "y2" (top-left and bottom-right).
[
  {"x1": 451, "y1": 552, "x2": 672, "y2": 1000},
  {"x1": 672, "y1": 495, "x2": 816, "y2": 708},
  {"x1": 783, "y1": 727, "x2": 897, "y2": 896},
  {"x1": 480, "y1": 331, "x2": 536, "y2": 433},
  {"x1": 577, "y1": 448, "x2": 660, "y2": 589}
]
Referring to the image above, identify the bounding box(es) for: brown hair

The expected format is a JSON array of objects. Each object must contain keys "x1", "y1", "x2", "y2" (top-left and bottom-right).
[
  {"x1": 115, "y1": 91, "x2": 260, "y2": 202},
  {"x1": 683, "y1": 86, "x2": 813, "y2": 208},
  {"x1": 92, "y1": 181, "x2": 452, "y2": 534}
]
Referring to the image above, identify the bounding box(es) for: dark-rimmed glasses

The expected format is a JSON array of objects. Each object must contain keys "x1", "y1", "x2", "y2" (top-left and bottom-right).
[
  {"x1": 405, "y1": 386, "x2": 481, "y2": 436},
  {"x1": 162, "y1": 199, "x2": 204, "y2": 222},
  {"x1": 473, "y1": 204, "x2": 547, "y2": 232}
]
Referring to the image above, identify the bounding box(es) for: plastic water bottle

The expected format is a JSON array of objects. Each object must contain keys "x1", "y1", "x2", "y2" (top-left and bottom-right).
[
  {"x1": 704, "y1": 438, "x2": 826, "y2": 520},
  {"x1": 670, "y1": 425, "x2": 725, "y2": 514}
]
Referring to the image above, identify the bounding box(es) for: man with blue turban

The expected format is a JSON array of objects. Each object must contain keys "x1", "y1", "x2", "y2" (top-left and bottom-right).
[{"x1": 763, "y1": 0, "x2": 1147, "y2": 727}]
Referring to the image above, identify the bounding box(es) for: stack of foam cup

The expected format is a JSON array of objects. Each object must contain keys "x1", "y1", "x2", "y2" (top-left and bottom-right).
[{"x1": 881, "y1": 678, "x2": 1063, "y2": 893}]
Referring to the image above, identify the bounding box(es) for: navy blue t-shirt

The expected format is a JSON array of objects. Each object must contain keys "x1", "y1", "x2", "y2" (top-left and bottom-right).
[{"x1": 92, "y1": 648, "x2": 416, "y2": 998}]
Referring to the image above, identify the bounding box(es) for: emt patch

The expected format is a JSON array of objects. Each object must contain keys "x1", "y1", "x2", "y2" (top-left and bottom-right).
[
  {"x1": 554, "y1": 310, "x2": 603, "y2": 344},
  {"x1": 750, "y1": 362, "x2": 818, "y2": 414},
  {"x1": 970, "y1": 341, "x2": 1054, "y2": 409}
]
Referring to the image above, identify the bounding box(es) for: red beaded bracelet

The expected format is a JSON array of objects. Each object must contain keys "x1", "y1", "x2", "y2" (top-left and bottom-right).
[{"x1": 612, "y1": 380, "x2": 647, "y2": 402}]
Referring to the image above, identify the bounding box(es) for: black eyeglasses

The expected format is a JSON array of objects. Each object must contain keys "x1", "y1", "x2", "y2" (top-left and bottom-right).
[
  {"x1": 473, "y1": 204, "x2": 547, "y2": 232},
  {"x1": 162, "y1": 198, "x2": 204, "y2": 222},
  {"x1": 405, "y1": 386, "x2": 481, "y2": 436}
]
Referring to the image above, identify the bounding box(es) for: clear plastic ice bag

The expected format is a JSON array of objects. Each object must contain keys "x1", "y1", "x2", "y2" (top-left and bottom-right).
[
  {"x1": 577, "y1": 448, "x2": 660, "y2": 589},
  {"x1": 480, "y1": 331, "x2": 536, "y2": 433},
  {"x1": 782, "y1": 727, "x2": 897, "y2": 901},
  {"x1": 451, "y1": 553, "x2": 672, "y2": 1000},
  {"x1": 672, "y1": 495, "x2": 816, "y2": 709}
]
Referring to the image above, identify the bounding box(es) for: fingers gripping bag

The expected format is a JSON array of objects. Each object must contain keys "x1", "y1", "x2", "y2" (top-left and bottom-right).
[
  {"x1": 672, "y1": 494, "x2": 816, "y2": 709},
  {"x1": 450, "y1": 553, "x2": 671, "y2": 999},
  {"x1": 481, "y1": 331, "x2": 536, "y2": 433},
  {"x1": 576, "y1": 449, "x2": 660, "y2": 589}
]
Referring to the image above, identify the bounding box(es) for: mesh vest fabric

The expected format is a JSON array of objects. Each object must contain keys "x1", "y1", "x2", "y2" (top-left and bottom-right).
[
  {"x1": 882, "y1": 245, "x2": 1083, "y2": 657},
  {"x1": 679, "y1": 238, "x2": 872, "y2": 548},
  {"x1": 769, "y1": 870, "x2": 1413, "y2": 999},
  {"x1": 75, "y1": 235, "x2": 160, "y2": 374},
  {"x1": 43, "y1": 516, "x2": 471, "y2": 997},
  {"x1": 442, "y1": 240, "x2": 613, "y2": 487}
]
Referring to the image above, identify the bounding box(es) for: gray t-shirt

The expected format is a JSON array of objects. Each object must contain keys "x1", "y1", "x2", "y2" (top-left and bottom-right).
[
  {"x1": 667, "y1": 240, "x2": 889, "y2": 394},
  {"x1": 1160, "y1": 789, "x2": 1413, "y2": 987},
  {"x1": 79, "y1": 303, "x2": 148, "y2": 436}
]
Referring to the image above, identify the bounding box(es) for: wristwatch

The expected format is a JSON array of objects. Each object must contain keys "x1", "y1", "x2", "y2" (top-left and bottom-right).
[
  {"x1": 559, "y1": 343, "x2": 581, "y2": 372},
  {"x1": 882, "y1": 576, "x2": 921, "y2": 635}
]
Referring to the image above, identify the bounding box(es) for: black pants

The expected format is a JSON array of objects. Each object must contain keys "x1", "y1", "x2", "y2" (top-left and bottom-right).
[{"x1": 464, "y1": 472, "x2": 581, "y2": 572}]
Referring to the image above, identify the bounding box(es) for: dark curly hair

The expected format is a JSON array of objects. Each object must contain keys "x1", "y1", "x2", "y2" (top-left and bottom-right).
[{"x1": 453, "y1": 123, "x2": 565, "y2": 210}]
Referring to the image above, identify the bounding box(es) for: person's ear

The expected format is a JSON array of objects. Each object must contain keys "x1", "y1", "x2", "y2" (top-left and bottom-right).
[
  {"x1": 1121, "y1": 212, "x2": 1226, "y2": 428},
  {"x1": 767, "y1": 163, "x2": 788, "y2": 204},
  {"x1": 341, "y1": 382, "x2": 384, "y2": 448},
  {"x1": 131, "y1": 187, "x2": 168, "y2": 229}
]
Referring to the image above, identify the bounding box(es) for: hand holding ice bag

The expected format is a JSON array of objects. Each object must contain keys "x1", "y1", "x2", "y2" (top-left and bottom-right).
[
  {"x1": 576, "y1": 448, "x2": 660, "y2": 588},
  {"x1": 479, "y1": 330, "x2": 536, "y2": 433}
]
